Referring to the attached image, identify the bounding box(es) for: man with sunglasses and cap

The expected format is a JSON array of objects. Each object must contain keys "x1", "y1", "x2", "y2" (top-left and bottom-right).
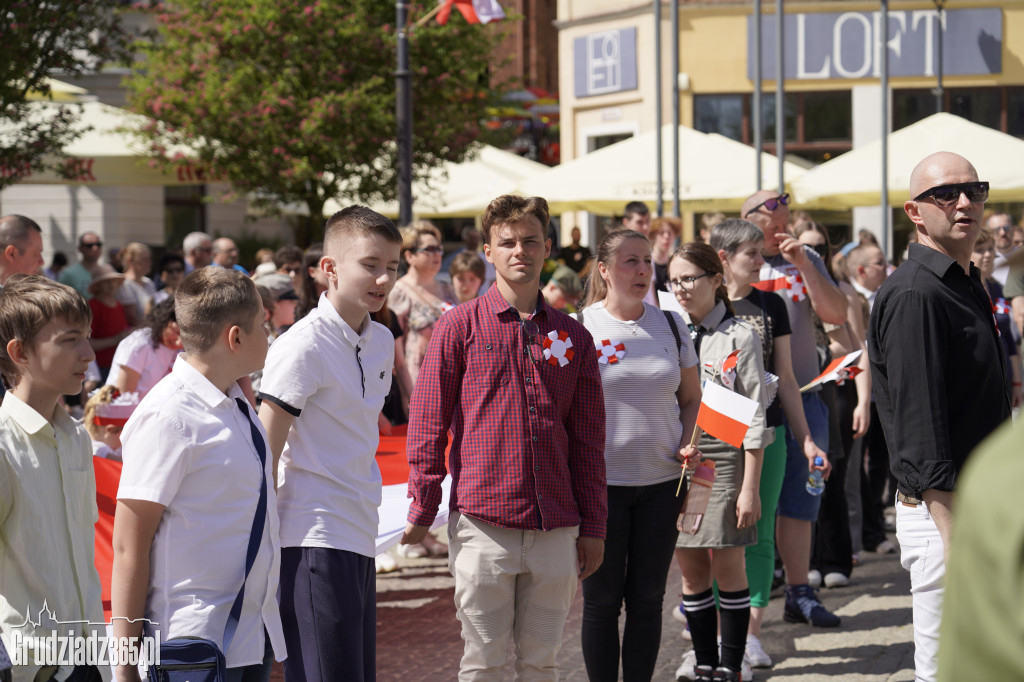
[
  {"x1": 740, "y1": 190, "x2": 847, "y2": 631},
  {"x1": 402, "y1": 194, "x2": 606, "y2": 680},
  {"x1": 868, "y1": 151, "x2": 1011, "y2": 682}
]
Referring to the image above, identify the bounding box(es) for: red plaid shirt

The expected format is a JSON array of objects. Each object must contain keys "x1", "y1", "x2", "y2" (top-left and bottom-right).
[{"x1": 406, "y1": 284, "x2": 608, "y2": 537}]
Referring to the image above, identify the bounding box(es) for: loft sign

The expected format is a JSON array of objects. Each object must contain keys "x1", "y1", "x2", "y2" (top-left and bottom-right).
[{"x1": 747, "y1": 8, "x2": 1002, "y2": 81}]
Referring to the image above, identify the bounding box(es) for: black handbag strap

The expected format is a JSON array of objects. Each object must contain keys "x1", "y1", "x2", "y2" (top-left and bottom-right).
[
  {"x1": 225, "y1": 398, "x2": 269, "y2": 652},
  {"x1": 664, "y1": 310, "x2": 682, "y2": 354}
]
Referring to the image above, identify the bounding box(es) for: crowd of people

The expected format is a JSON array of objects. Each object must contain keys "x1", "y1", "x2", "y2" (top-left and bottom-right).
[{"x1": 0, "y1": 149, "x2": 1020, "y2": 682}]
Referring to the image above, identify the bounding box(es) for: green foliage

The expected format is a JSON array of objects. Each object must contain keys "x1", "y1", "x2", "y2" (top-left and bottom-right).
[
  {"x1": 126, "y1": 0, "x2": 506, "y2": 245},
  {"x1": 0, "y1": 0, "x2": 131, "y2": 187}
]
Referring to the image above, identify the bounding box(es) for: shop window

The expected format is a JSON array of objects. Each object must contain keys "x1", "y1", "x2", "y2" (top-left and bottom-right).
[
  {"x1": 893, "y1": 90, "x2": 936, "y2": 131},
  {"x1": 759, "y1": 94, "x2": 797, "y2": 144},
  {"x1": 695, "y1": 95, "x2": 744, "y2": 141},
  {"x1": 1009, "y1": 90, "x2": 1024, "y2": 137},
  {"x1": 950, "y1": 89, "x2": 1001, "y2": 131},
  {"x1": 803, "y1": 92, "x2": 852, "y2": 142}
]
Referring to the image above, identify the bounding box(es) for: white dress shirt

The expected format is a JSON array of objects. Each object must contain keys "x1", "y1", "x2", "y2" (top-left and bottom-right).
[
  {"x1": 119, "y1": 357, "x2": 286, "y2": 668},
  {"x1": 259, "y1": 293, "x2": 394, "y2": 557}
]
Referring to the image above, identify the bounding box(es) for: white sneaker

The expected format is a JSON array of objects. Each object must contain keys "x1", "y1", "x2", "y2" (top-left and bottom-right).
[
  {"x1": 745, "y1": 634, "x2": 772, "y2": 668},
  {"x1": 742, "y1": 653, "x2": 754, "y2": 680},
  {"x1": 676, "y1": 649, "x2": 697, "y2": 681},
  {"x1": 672, "y1": 601, "x2": 688, "y2": 624},
  {"x1": 807, "y1": 569, "x2": 822, "y2": 588},
  {"x1": 824, "y1": 572, "x2": 849, "y2": 588},
  {"x1": 874, "y1": 539, "x2": 896, "y2": 554},
  {"x1": 374, "y1": 553, "x2": 398, "y2": 574}
]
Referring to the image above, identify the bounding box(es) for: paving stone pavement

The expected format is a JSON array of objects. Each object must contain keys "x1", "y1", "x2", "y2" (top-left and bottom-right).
[{"x1": 271, "y1": 531, "x2": 915, "y2": 681}]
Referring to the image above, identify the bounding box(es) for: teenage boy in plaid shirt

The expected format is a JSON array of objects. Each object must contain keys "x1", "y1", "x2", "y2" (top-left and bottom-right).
[{"x1": 402, "y1": 195, "x2": 607, "y2": 680}]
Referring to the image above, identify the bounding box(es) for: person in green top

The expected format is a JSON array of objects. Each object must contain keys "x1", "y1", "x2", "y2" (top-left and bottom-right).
[{"x1": 937, "y1": 417, "x2": 1024, "y2": 681}]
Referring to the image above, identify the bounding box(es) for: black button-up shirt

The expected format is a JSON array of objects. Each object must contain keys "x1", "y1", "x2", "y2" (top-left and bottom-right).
[{"x1": 869, "y1": 242, "x2": 1011, "y2": 497}]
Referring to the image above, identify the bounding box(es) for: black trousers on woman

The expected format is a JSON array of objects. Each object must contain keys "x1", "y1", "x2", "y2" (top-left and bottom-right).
[{"x1": 581, "y1": 479, "x2": 681, "y2": 682}]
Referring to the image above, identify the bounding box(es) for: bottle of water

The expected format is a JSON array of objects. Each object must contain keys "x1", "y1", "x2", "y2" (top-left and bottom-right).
[{"x1": 806, "y1": 457, "x2": 825, "y2": 496}]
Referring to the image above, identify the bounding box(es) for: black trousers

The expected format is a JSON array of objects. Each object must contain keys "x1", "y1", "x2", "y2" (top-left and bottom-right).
[
  {"x1": 581, "y1": 479, "x2": 681, "y2": 682},
  {"x1": 812, "y1": 382, "x2": 854, "y2": 577},
  {"x1": 280, "y1": 547, "x2": 376, "y2": 682}
]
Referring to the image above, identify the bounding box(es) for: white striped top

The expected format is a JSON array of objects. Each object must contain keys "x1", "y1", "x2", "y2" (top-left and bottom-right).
[{"x1": 578, "y1": 302, "x2": 699, "y2": 486}]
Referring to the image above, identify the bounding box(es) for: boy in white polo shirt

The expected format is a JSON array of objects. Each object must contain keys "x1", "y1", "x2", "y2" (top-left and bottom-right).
[
  {"x1": 111, "y1": 268, "x2": 286, "y2": 682},
  {"x1": 258, "y1": 206, "x2": 402, "y2": 682}
]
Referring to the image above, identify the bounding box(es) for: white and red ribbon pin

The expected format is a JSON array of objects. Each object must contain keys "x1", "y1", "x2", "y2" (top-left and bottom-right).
[
  {"x1": 542, "y1": 330, "x2": 574, "y2": 367},
  {"x1": 596, "y1": 339, "x2": 626, "y2": 364}
]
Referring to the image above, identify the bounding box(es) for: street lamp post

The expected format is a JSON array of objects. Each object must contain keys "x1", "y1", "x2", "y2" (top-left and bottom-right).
[
  {"x1": 396, "y1": 1, "x2": 413, "y2": 226},
  {"x1": 932, "y1": 0, "x2": 946, "y2": 114}
]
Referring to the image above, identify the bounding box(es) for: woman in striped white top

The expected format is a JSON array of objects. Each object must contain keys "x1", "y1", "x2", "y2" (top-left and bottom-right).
[{"x1": 577, "y1": 229, "x2": 702, "y2": 682}]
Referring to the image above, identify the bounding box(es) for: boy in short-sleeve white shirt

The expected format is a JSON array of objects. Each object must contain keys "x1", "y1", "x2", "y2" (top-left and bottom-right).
[
  {"x1": 257, "y1": 206, "x2": 402, "y2": 682},
  {"x1": 118, "y1": 356, "x2": 286, "y2": 668},
  {"x1": 112, "y1": 268, "x2": 285, "y2": 682}
]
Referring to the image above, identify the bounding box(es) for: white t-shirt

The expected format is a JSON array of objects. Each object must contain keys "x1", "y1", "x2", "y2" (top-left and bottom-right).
[
  {"x1": 578, "y1": 302, "x2": 699, "y2": 486},
  {"x1": 259, "y1": 293, "x2": 395, "y2": 557},
  {"x1": 118, "y1": 357, "x2": 286, "y2": 668},
  {"x1": 106, "y1": 328, "x2": 180, "y2": 396}
]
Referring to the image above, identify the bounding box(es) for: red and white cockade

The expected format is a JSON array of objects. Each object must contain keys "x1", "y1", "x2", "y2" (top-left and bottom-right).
[
  {"x1": 542, "y1": 329, "x2": 574, "y2": 367},
  {"x1": 595, "y1": 339, "x2": 626, "y2": 365}
]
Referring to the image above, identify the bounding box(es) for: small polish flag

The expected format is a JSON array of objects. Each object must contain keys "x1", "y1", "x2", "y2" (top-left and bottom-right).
[
  {"x1": 437, "y1": 0, "x2": 505, "y2": 25},
  {"x1": 695, "y1": 381, "x2": 759, "y2": 449},
  {"x1": 800, "y1": 350, "x2": 862, "y2": 392}
]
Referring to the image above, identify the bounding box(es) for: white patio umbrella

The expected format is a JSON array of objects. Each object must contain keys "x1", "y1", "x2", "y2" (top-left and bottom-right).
[
  {"x1": 4, "y1": 100, "x2": 201, "y2": 186},
  {"x1": 513, "y1": 125, "x2": 809, "y2": 214},
  {"x1": 322, "y1": 144, "x2": 548, "y2": 219},
  {"x1": 791, "y1": 113, "x2": 1024, "y2": 209}
]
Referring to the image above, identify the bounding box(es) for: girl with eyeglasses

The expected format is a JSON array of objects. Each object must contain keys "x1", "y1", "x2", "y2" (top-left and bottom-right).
[
  {"x1": 668, "y1": 242, "x2": 771, "y2": 682},
  {"x1": 574, "y1": 229, "x2": 702, "y2": 682}
]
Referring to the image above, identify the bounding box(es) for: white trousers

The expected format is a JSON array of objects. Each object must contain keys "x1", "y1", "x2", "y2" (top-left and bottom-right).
[
  {"x1": 895, "y1": 498, "x2": 946, "y2": 682},
  {"x1": 448, "y1": 512, "x2": 580, "y2": 682}
]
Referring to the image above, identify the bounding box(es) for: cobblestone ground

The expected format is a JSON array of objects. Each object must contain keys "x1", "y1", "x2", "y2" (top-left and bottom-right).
[{"x1": 271, "y1": 528, "x2": 914, "y2": 681}]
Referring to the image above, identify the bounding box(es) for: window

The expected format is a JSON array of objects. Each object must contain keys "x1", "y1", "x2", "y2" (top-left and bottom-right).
[
  {"x1": 693, "y1": 90, "x2": 851, "y2": 165},
  {"x1": 894, "y1": 86, "x2": 1024, "y2": 138},
  {"x1": 695, "y1": 95, "x2": 744, "y2": 141}
]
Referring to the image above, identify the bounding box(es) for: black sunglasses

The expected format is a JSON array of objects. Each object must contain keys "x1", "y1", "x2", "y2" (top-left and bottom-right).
[
  {"x1": 415, "y1": 245, "x2": 443, "y2": 254},
  {"x1": 744, "y1": 193, "x2": 790, "y2": 218},
  {"x1": 81, "y1": 241, "x2": 103, "y2": 248},
  {"x1": 913, "y1": 181, "x2": 989, "y2": 207},
  {"x1": 520, "y1": 316, "x2": 542, "y2": 363}
]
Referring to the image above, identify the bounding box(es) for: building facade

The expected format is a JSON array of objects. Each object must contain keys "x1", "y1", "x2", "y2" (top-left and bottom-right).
[{"x1": 556, "y1": 0, "x2": 1024, "y2": 252}]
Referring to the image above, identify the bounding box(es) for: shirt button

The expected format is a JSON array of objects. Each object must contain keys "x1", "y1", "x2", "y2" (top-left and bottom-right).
[
  {"x1": 529, "y1": 406, "x2": 536, "y2": 413},
  {"x1": 485, "y1": 343, "x2": 492, "y2": 350},
  {"x1": 534, "y1": 465, "x2": 540, "y2": 471},
  {"x1": 531, "y1": 435, "x2": 538, "y2": 441},
  {"x1": 525, "y1": 377, "x2": 532, "y2": 384}
]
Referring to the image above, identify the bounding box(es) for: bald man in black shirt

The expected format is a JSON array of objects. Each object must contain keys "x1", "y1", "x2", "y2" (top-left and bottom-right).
[{"x1": 868, "y1": 151, "x2": 1011, "y2": 682}]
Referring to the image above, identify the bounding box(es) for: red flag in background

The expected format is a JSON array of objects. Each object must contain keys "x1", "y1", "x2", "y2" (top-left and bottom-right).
[{"x1": 437, "y1": 0, "x2": 505, "y2": 25}]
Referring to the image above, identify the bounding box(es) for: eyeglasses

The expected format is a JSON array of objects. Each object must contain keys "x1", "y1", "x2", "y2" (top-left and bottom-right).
[
  {"x1": 913, "y1": 181, "x2": 989, "y2": 207},
  {"x1": 991, "y1": 224, "x2": 1013, "y2": 233},
  {"x1": 162, "y1": 267, "x2": 184, "y2": 274},
  {"x1": 283, "y1": 267, "x2": 301, "y2": 274},
  {"x1": 415, "y1": 245, "x2": 443, "y2": 254},
  {"x1": 744, "y1": 193, "x2": 790, "y2": 218},
  {"x1": 809, "y1": 243, "x2": 829, "y2": 259},
  {"x1": 520, "y1": 316, "x2": 542, "y2": 363},
  {"x1": 81, "y1": 241, "x2": 103, "y2": 248},
  {"x1": 667, "y1": 273, "x2": 711, "y2": 291}
]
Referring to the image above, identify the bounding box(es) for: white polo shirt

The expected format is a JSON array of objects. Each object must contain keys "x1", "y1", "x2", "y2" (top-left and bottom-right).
[
  {"x1": 259, "y1": 293, "x2": 394, "y2": 557},
  {"x1": 118, "y1": 356, "x2": 286, "y2": 668}
]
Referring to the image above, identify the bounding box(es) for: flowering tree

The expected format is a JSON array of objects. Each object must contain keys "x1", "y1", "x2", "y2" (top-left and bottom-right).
[
  {"x1": 127, "y1": 0, "x2": 503, "y2": 244},
  {"x1": 0, "y1": 1, "x2": 130, "y2": 187}
]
